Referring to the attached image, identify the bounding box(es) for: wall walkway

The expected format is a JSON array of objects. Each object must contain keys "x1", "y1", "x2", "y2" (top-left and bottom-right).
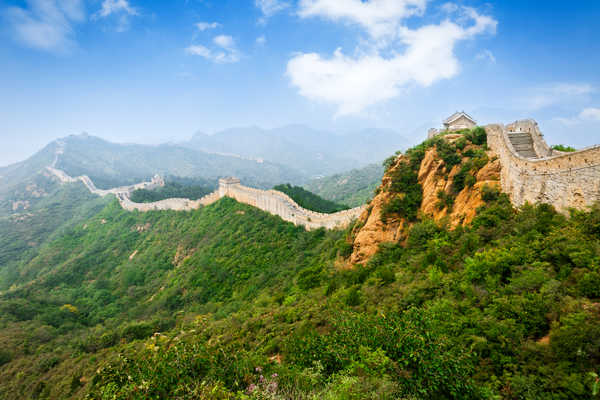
[{"x1": 486, "y1": 120, "x2": 600, "y2": 212}]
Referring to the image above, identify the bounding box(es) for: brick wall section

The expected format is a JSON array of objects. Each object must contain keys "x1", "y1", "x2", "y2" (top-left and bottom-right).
[{"x1": 486, "y1": 121, "x2": 600, "y2": 212}]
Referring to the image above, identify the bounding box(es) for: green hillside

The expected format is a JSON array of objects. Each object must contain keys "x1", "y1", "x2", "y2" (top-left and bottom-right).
[
  {"x1": 273, "y1": 183, "x2": 350, "y2": 213},
  {"x1": 304, "y1": 163, "x2": 383, "y2": 207},
  {"x1": 0, "y1": 182, "x2": 599, "y2": 398}
]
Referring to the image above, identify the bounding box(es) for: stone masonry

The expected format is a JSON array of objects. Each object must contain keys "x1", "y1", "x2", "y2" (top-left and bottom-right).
[{"x1": 486, "y1": 119, "x2": 600, "y2": 212}]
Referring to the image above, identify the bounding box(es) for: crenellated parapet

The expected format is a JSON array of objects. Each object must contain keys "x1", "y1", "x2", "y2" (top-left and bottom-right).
[{"x1": 485, "y1": 121, "x2": 600, "y2": 212}]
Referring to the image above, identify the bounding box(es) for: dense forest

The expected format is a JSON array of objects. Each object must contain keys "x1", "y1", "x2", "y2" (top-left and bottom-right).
[
  {"x1": 0, "y1": 129, "x2": 599, "y2": 399},
  {"x1": 273, "y1": 183, "x2": 350, "y2": 213}
]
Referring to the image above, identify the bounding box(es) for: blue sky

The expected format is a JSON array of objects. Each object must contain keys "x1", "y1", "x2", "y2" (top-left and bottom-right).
[{"x1": 1, "y1": 0, "x2": 599, "y2": 166}]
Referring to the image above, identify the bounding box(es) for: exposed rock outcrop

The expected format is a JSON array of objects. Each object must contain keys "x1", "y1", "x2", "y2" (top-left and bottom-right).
[{"x1": 350, "y1": 134, "x2": 501, "y2": 264}]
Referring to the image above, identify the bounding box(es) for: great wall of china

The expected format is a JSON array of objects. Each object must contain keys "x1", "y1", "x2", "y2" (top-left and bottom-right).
[
  {"x1": 45, "y1": 119, "x2": 600, "y2": 230},
  {"x1": 485, "y1": 119, "x2": 600, "y2": 212},
  {"x1": 46, "y1": 165, "x2": 366, "y2": 230}
]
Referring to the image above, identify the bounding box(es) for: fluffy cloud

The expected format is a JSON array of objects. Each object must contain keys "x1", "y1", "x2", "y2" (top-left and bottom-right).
[
  {"x1": 196, "y1": 21, "x2": 221, "y2": 31},
  {"x1": 255, "y1": 0, "x2": 289, "y2": 18},
  {"x1": 298, "y1": 0, "x2": 427, "y2": 39},
  {"x1": 287, "y1": 4, "x2": 497, "y2": 115},
  {"x1": 95, "y1": 0, "x2": 137, "y2": 18},
  {"x1": 256, "y1": 35, "x2": 267, "y2": 45},
  {"x1": 93, "y1": 0, "x2": 138, "y2": 32},
  {"x1": 4, "y1": 0, "x2": 86, "y2": 53},
  {"x1": 213, "y1": 34, "x2": 234, "y2": 48},
  {"x1": 186, "y1": 34, "x2": 240, "y2": 63}
]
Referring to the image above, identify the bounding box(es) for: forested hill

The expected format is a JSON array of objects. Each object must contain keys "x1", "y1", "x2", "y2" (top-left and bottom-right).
[
  {"x1": 1, "y1": 130, "x2": 600, "y2": 399},
  {"x1": 304, "y1": 163, "x2": 383, "y2": 207},
  {"x1": 273, "y1": 183, "x2": 350, "y2": 213}
]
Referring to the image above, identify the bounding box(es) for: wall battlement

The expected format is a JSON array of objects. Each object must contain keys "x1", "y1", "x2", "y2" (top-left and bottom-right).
[
  {"x1": 46, "y1": 167, "x2": 364, "y2": 230},
  {"x1": 486, "y1": 120, "x2": 600, "y2": 212}
]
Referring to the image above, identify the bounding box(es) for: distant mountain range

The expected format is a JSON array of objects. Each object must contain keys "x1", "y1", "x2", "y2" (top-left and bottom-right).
[{"x1": 182, "y1": 124, "x2": 408, "y2": 178}]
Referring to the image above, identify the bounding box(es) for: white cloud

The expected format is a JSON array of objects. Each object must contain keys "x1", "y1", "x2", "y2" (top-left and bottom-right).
[
  {"x1": 256, "y1": 35, "x2": 266, "y2": 45},
  {"x1": 527, "y1": 83, "x2": 594, "y2": 110},
  {"x1": 93, "y1": 0, "x2": 138, "y2": 32},
  {"x1": 256, "y1": 0, "x2": 289, "y2": 18},
  {"x1": 213, "y1": 34, "x2": 234, "y2": 49},
  {"x1": 476, "y1": 49, "x2": 496, "y2": 64},
  {"x1": 580, "y1": 107, "x2": 600, "y2": 121},
  {"x1": 95, "y1": 0, "x2": 137, "y2": 18},
  {"x1": 287, "y1": 5, "x2": 497, "y2": 115},
  {"x1": 186, "y1": 35, "x2": 240, "y2": 63},
  {"x1": 298, "y1": 0, "x2": 427, "y2": 39},
  {"x1": 4, "y1": 0, "x2": 86, "y2": 53},
  {"x1": 196, "y1": 21, "x2": 220, "y2": 31},
  {"x1": 554, "y1": 106, "x2": 600, "y2": 126},
  {"x1": 185, "y1": 45, "x2": 212, "y2": 58}
]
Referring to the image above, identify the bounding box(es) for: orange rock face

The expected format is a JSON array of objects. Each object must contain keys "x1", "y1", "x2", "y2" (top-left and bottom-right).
[{"x1": 350, "y1": 140, "x2": 501, "y2": 264}]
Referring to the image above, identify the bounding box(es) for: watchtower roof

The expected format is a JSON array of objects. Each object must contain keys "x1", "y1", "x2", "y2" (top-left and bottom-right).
[{"x1": 444, "y1": 111, "x2": 476, "y2": 125}]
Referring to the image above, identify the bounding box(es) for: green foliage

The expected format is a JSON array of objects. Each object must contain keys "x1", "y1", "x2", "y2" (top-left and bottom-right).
[
  {"x1": 481, "y1": 184, "x2": 500, "y2": 202},
  {"x1": 435, "y1": 139, "x2": 462, "y2": 169},
  {"x1": 304, "y1": 164, "x2": 384, "y2": 208},
  {"x1": 552, "y1": 144, "x2": 577, "y2": 152},
  {"x1": 297, "y1": 265, "x2": 324, "y2": 290},
  {"x1": 4, "y1": 127, "x2": 600, "y2": 399},
  {"x1": 274, "y1": 183, "x2": 350, "y2": 213},
  {"x1": 130, "y1": 180, "x2": 212, "y2": 203},
  {"x1": 465, "y1": 126, "x2": 487, "y2": 145},
  {"x1": 578, "y1": 271, "x2": 600, "y2": 298},
  {"x1": 436, "y1": 190, "x2": 454, "y2": 211},
  {"x1": 383, "y1": 157, "x2": 423, "y2": 222},
  {"x1": 286, "y1": 309, "x2": 481, "y2": 398}
]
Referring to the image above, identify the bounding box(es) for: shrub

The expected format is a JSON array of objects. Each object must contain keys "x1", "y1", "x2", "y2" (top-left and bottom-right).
[
  {"x1": 465, "y1": 126, "x2": 487, "y2": 145},
  {"x1": 435, "y1": 140, "x2": 461, "y2": 169},
  {"x1": 481, "y1": 184, "x2": 500, "y2": 202},
  {"x1": 552, "y1": 144, "x2": 576, "y2": 152},
  {"x1": 345, "y1": 287, "x2": 362, "y2": 306},
  {"x1": 298, "y1": 266, "x2": 324, "y2": 290},
  {"x1": 0, "y1": 350, "x2": 12, "y2": 367},
  {"x1": 436, "y1": 190, "x2": 454, "y2": 211},
  {"x1": 578, "y1": 272, "x2": 600, "y2": 298},
  {"x1": 408, "y1": 220, "x2": 441, "y2": 248}
]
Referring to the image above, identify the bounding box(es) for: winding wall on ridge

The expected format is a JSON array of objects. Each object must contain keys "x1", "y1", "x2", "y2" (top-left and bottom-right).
[
  {"x1": 46, "y1": 166, "x2": 364, "y2": 230},
  {"x1": 486, "y1": 120, "x2": 600, "y2": 212}
]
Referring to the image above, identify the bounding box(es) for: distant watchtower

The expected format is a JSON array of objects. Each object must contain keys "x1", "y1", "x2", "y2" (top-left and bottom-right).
[
  {"x1": 428, "y1": 111, "x2": 477, "y2": 139},
  {"x1": 443, "y1": 111, "x2": 477, "y2": 131},
  {"x1": 218, "y1": 177, "x2": 241, "y2": 197}
]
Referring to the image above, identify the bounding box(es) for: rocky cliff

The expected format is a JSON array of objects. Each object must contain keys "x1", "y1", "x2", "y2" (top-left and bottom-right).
[{"x1": 350, "y1": 131, "x2": 501, "y2": 264}]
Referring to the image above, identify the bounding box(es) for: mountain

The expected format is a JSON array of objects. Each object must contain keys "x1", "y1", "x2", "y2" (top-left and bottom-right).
[
  {"x1": 52, "y1": 133, "x2": 306, "y2": 189},
  {"x1": 304, "y1": 163, "x2": 384, "y2": 207},
  {"x1": 182, "y1": 125, "x2": 409, "y2": 178},
  {"x1": 1, "y1": 127, "x2": 599, "y2": 399}
]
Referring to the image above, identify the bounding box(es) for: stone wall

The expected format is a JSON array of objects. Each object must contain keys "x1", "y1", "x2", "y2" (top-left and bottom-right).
[
  {"x1": 47, "y1": 166, "x2": 363, "y2": 230},
  {"x1": 219, "y1": 179, "x2": 365, "y2": 230},
  {"x1": 486, "y1": 122, "x2": 600, "y2": 212}
]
